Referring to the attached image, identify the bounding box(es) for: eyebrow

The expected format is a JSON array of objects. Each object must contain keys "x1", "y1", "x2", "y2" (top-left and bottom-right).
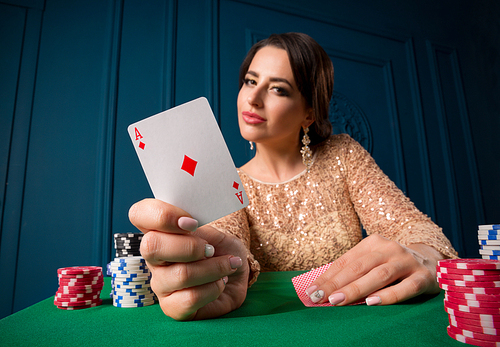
[{"x1": 246, "y1": 70, "x2": 295, "y2": 90}]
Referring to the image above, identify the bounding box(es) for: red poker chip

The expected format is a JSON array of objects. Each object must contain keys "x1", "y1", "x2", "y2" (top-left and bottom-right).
[
  {"x1": 446, "y1": 291, "x2": 500, "y2": 303},
  {"x1": 445, "y1": 299, "x2": 500, "y2": 315},
  {"x1": 440, "y1": 283, "x2": 500, "y2": 295},
  {"x1": 450, "y1": 315, "x2": 500, "y2": 336},
  {"x1": 438, "y1": 271, "x2": 500, "y2": 282},
  {"x1": 438, "y1": 266, "x2": 500, "y2": 276},
  {"x1": 438, "y1": 277, "x2": 500, "y2": 288},
  {"x1": 446, "y1": 307, "x2": 500, "y2": 324},
  {"x1": 56, "y1": 288, "x2": 101, "y2": 295},
  {"x1": 55, "y1": 292, "x2": 100, "y2": 300},
  {"x1": 58, "y1": 274, "x2": 102, "y2": 281},
  {"x1": 448, "y1": 325, "x2": 500, "y2": 344},
  {"x1": 438, "y1": 259, "x2": 500, "y2": 270},
  {"x1": 449, "y1": 312, "x2": 500, "y2": 330},
  {"x1": 54, "y1": 298, "x2": 102, "y2": 307},
  {"x1": 58, "y1": 272, "x2": 103, "y2": 280},
  {"x1": 56, "y1": 302, "x2": 101, "y2": 310},
  {"x1": 446, "y1": 294, "x2": 500, "y2": 308},
  {"x1": 58, "y1": 280, "x2": 103, "y2": 287},
  {"x1": 57, "y1": 266, "x2": 102, "y2": 275},
  {"x1": 448, "y1": 326, "x2": 500, "y2": 347},
  {"x1": 58, "y1": 281, "x2": 104, "y2": 288}
]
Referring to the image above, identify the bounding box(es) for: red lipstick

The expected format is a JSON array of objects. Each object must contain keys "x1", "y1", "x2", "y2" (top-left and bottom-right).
[{"x1": 242, "y1": 111, "x2": 266, "y2": 124}]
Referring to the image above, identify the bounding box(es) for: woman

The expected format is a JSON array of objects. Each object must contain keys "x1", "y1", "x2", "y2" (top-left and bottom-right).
[{"x1": 129, "y1": 33, "x2": 457, "y2": 320}]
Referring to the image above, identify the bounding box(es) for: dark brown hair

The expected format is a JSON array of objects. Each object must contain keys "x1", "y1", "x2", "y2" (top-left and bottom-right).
[{"x1": 239, "y1": 32, "x2": 334, "y2": 146}]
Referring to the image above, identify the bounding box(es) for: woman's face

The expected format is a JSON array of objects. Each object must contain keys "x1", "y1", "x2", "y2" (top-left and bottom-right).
[{"x1": 237, "y1": 46, "x2": 313, "y2": 148}]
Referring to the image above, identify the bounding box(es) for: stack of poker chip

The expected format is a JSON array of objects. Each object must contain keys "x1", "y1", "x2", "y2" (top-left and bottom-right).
[
  {"x1": 114, "y1": 232, "x2": 143, "y2": 258},
  {"x1": 437, "y1": 259, "x2": 500, "y2": 346},
  {"x1": 107, "y1": 256, "x2": 156, "y2": 308},
  {"x1": 54, "y1": 266, "x2": 103, "y2": 310},
  {"x1": 479, "y1": 225, "x2": 500, "y2": 260}
]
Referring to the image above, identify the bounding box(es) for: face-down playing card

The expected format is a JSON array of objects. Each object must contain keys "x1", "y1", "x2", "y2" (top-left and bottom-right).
[{"x1": 128, "y1": 97, "x2": 248, "y2": 226}]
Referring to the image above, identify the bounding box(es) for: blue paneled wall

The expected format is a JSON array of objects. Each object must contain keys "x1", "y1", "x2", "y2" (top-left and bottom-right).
[{"x1": 1, "y1": 0, "x2": 499, "y2": 318}]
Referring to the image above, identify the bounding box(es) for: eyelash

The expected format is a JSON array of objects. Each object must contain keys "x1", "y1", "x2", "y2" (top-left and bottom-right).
[{"x1": 243, "y1": 78, "x2": 289, "y2": 96}]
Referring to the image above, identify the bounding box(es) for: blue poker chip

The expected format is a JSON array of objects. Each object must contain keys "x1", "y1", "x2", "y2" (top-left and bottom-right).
[
  {"x1": 479, "y1": 224, "x2": 500, "y2": 230},
  {"x1": 481, "y1": 255, "x2": 500, "y2": 260},
  {"x1": 113, "y1": 302, "x2": 155, "y2": 308},
  {"x1": 478, "y1": 229, "x2": 500, "y2": 235},
  {"x1": 111, "y1": 269, "x2": 150, "y2": 275}
]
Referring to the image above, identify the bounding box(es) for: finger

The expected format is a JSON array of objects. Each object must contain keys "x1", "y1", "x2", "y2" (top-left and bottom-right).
[
  {"x1": 306, "y1": 250, "x2": 388, "y2": 304},
  {"x1": 330, "y1": 259, "x2": 412, "y2": 305},
  {"x1": 140, "y1": 231, "x2": 214, "y2": 266},
  {"x1": 307, "y1": 235, "x2": 389, "y2": 291},
  {"x1": 129, "y1": 198, "x2": 198, "y2": 234},
  {"x1": 158, "y1": 277, "x2": 227, "y2": 321},
  {"x1": 150, "y1": 255, "x2": 243, "y2": 295},
  {"x1": 365, "y1": 270, "x2": 439, "y2": 306}
]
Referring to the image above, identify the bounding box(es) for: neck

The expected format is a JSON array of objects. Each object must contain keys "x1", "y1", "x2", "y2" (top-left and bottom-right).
[{"x1": 245, "y1": 140, "x2": 306, "y2": 183}]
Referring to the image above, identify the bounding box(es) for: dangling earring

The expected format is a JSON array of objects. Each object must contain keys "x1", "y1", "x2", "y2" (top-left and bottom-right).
[
  {"x1": 249, "y1": 141, "x2": 254, "y2": 150},
  {"x1": 300, "y1": 127, "x2": 312, "y2": 172}
]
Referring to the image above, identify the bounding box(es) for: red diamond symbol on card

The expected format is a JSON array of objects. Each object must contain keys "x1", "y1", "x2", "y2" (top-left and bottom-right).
[
  {"x1": 138, "y1": 142, "x2": 145, "y2": 150},
  {"x1": 181, "y1": 155, "x2": 198, "y2": 176},
  {"x1": 233, "y1": 181, "x2": 239, "y2": 190}
]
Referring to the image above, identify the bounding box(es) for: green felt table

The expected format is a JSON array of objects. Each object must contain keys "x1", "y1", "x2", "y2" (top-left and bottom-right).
[{"x1": 1, "y1": 271, "x2": 464, "y2": 347}]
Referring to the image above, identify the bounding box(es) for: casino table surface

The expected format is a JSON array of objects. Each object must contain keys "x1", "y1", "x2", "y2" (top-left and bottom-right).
[{"x1": 1, "y1": 271, "x2": 465, "y2": 347}]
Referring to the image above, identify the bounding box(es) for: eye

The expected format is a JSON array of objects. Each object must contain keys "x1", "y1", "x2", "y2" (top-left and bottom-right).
[
  {"x1": 243, "y1": 77, "x2": 257, "y2": 86},
  {"x1": 271, "y1": 86, "x2": 289, "y2": 96}
]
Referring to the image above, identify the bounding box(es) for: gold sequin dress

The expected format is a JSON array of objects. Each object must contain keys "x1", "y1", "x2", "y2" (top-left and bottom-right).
[{"x1": 210, "y1": 134, "x2": 458, "y2": 285}]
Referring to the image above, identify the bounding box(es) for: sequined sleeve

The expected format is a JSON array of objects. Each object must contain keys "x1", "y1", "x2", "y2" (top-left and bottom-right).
[
  {"x1": 339, "y1": 134, "x2": 458, "y2": 258},
  {"x1": 209, "y1": 209, "x2": 261, "y2": 286}
]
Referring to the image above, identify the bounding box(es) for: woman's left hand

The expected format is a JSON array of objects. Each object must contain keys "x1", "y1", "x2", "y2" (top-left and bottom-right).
[{"x1": 305, "y1": 234, "x2": 445, "y2": 306}]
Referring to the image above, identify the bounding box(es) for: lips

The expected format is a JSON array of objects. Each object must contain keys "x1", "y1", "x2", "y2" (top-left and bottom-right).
[{"x1": 242, "y1": 111, "x2": 266, "y2": 124}]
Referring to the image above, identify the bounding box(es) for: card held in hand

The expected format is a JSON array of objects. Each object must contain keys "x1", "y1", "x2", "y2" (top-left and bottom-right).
[{"x1": 127, "y1": 97, "x2": 248, "y2": 226}]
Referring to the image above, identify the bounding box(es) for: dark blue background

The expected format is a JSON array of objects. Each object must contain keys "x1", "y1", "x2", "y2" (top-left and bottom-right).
[{"x1": 1, "y1": 0, "x2": 499, "y2": 318}]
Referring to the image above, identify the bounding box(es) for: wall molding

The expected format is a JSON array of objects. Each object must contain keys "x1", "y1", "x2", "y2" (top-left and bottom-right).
[{"x1": 92, "y1": 0, "x2": 124, "y2": 268}]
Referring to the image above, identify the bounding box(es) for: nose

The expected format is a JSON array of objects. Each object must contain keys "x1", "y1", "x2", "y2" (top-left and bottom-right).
[{"x1": 247, "y1": 85, "x2": 263, "y2": 108}]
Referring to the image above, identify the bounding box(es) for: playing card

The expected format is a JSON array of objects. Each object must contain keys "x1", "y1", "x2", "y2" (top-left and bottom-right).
[
  {"x1": 292, "y1": 262, "x2": 366, "y2": 307},
  {"x1": 292, "y1": 262, "x2": 335, "y2": 307},
  {"x1": 128, "y1": 97, "x2": 248, "y2": 226}
]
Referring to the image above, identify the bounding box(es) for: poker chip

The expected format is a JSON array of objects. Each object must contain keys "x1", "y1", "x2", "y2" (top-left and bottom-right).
[
  {"x1": 447, "y1": 326, "x2": 500, "y2": 347},
  {"x1": 437, "y1": 271, "x2": 500, "y2": 282},
  {"x1": 444, "y1": 299, "x2": 500, "y2": 315},
  {"x1": 446, "y1": 294, "x2": 500, "y2": 308},
  {"x1": 108, "y1": 256, "x2": 156, "y2": 308},
  {"x1": 450, "y1": 315, "x2": 500, "y2": 336},
  {"x1": 438, "y1": 239, "x2": 500, "y2": 344},
  {"x1": 438, "y1": 259, "x2": 500, "y2": 270},
  {"x1": 57, "y1": 266, "x2": 102, "y2": 276},
  {"x1": 446, "y1": 291, "x2": 500, "y2": 303},
  {"x1": 479, "y1": 225, "x2": 500, "y2": 230},
  {"x1": 114, "y1": 233, "x2": 143, "y2": 258},
  {"x1": 437, "y1": 266, "x2": 500, "y2": 276},
  {"x1": 54, "y1": 266, "x2": 103, "y2": 310},
  {"x1": 448, "y1": 325, "x2": 500, "y2": 343}
]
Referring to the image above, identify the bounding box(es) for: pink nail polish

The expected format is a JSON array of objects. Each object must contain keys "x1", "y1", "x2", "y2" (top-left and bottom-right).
[
  {"x1": 328, "y1": 292, "x2": 346, "y2": 305},
  {"x1": 310, "y1": 290, "x2": 324, "y2": 303},
  {"x1": 305, "y1": 285, "x2": 318, "y2": 297},
  {"x1": 366, "y1": 296, "x2": 382, "y2": 306},
  {"x1": 178, "y1": 217, "x2": 198, "y2": 232},
  {"x1": 229, "y1": 256, "x2": 242, "y2": 269}
]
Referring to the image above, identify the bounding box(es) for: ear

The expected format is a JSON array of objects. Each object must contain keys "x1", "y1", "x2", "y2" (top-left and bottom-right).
[{"x1": 302, "y1": 108, "x2": 315, "y2": 129}]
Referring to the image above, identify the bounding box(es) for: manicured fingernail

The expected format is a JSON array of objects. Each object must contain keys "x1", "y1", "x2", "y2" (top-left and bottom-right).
[
  {"x1": 178, "y1": 217, "x2": 198, "y2": 232},
  {"x1": 205, "y1": 244, "x2": 215, "y2": 258},
  {"x1": 310, "y1": 290, "x2": 324, "y2": 303},
  {"x1": 229, "y1": 256, "x2": 242, "y2": 269},
  {"x1": 328, "y1": 292, "x2": 346, "y2": 305},
  {"x1": 366, "y1": 296, "x2": 382, "y2": 306},
  {"x1": 305, "y1": 285, "x2": 318, "y2": 297},
  {"x1": 222, "y1": 276, "x2": 229, "y2": 285}
]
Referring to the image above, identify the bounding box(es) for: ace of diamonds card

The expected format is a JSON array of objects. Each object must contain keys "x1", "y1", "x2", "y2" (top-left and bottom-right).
[{"x1": 128, "y1": 97, "x2": 248, "y2": 226}]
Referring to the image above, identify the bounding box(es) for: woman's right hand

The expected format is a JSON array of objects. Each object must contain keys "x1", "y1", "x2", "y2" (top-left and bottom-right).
[{"x1": 128, "y1": 198, "x2": 249, "y2": 320}]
